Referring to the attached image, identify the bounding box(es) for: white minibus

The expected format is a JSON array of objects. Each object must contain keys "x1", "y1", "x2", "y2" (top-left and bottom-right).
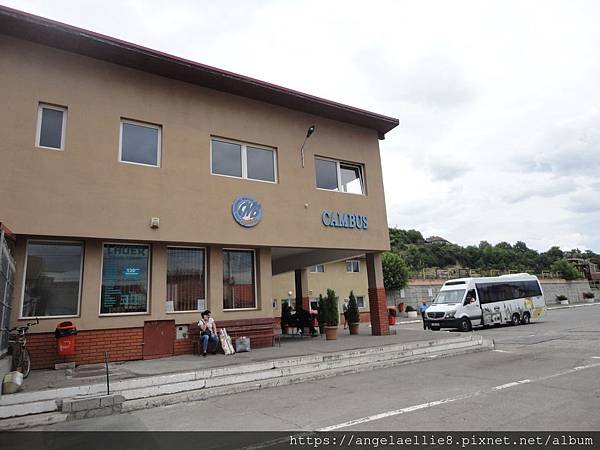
[{"x1": 425, "y1": 273, "x2": 546, "y2": 332}]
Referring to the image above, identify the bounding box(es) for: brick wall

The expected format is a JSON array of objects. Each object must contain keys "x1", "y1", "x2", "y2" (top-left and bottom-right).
[
  {"x1": 28, "y1": 327, "x2": 143, "y2": 369},
  {"x1": 368, "y1": 287, "x2": 389, "y2": 336}
]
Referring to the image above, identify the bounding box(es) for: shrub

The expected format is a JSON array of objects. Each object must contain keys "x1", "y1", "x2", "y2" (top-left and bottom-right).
[
  {"x1": 317, "y1": 294, "x2": 326, "y2": 326},
  {"x1": 322, "y1": 289, "x2": 340, "y2": 326},
  {"x1": 382, "y1": 252, "x2": 410, "y2": 291},
  {"x1": 551, "y1": 259, "x2": 580, "y2": 280},
  {"x1": 346, "y1": 291, "x2": 360, "y2": 324},
  {"x1": 405, "y1": 305, "x2": 415, "y2": 312},
  {"x1": 583, "y1": 291, "x2": 595, "y2": 299}
]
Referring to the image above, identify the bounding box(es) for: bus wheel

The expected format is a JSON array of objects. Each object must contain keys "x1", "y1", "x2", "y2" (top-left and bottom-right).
[
  {"x1": 521, "y1": 312, "x2": 530, "y2": 325},
  {"x1": 458, "y1": 318, "x2": 472, "y2": 332},
  {"x1": 511, "y1": 313, "x2": 520, "y2": 326}
]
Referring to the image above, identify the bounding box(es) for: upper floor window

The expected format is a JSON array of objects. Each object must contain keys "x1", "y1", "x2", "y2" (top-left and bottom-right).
[
  {"x1": 119, "y1": 119, "x2": 161, "y2": 167},
  {"x1": 315, "y1": 157, "x2": 364, "y2": 194},
  {"x1": 36, "y1": 104, "x2": 67, "y2": 150},
  {"x1": 309, "y1": 264, "x2": 325, "y2": 273},
  {"x1": 211, "y1": 138, "x2": 277, "y2": 183},
  {"x1": 346, "y1": 260, "x2": 360, "y2": 273}
]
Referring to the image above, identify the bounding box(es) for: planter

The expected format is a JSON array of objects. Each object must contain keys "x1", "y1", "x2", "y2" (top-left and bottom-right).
[
  {"x1": 559, "y1": 300, "x2": 569, "y2": 305},
  {"x1": 348, "y1": 323, "x2": 360, "y2": 335},
  {"x1": 324, "y1": 325, "x2": 338, "y2": 340},
  {"x1": 407, "y1": 311, "x2": 418, "y2": 319},
  {"x1": 388, "y1": 315, "x2": 396, "y2": 326},
  {"x1": 585, "y1": 298, "x2": 595, "y2": 303}
]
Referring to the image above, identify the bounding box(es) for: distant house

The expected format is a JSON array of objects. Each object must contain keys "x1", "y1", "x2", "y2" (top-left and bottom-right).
[{"x1": 425, "y1": 236, "x2": 451, "y2": 245}]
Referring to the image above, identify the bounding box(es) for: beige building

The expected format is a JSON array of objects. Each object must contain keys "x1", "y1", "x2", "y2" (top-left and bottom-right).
[
  {"x1": 0, "y1": 6, "x2": 398, "y2": 368},
  {"x1": 273, "y1": 259, "x2": 372, "y2": 322}
]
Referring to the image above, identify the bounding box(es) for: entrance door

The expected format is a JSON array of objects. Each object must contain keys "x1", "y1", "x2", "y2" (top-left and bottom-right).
[{"x1": 143, "y1": 320, "x2": 175, "y2": 359}]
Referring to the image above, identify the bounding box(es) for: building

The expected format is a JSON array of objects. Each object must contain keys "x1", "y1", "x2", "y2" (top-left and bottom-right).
[
  {"x1": 0, "y1": 6, "x2": 398, "y2": 369},
  {"x1": 273, "y1": 258, "x2": 373, "y2": 323}
]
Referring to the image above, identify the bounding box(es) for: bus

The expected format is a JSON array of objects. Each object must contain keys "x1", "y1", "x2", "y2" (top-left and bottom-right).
[{"x1": 425, "y1": 273, "x2": 546, "y2": 332}]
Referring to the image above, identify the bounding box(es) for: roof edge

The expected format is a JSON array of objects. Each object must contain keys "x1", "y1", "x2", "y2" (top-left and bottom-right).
[{"x1": 0, "y1": 5, "x2": 399, "y2": 137}]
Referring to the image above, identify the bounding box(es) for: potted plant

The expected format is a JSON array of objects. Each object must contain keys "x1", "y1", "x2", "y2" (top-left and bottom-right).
[
  {"x1": 583, "y1": 292, "x2": 595, "y2": 303},
  {"x1": 405, "y1": 305, "x2": 418, "y2": 318},
  {"x1": 322, "y1": 289, "x2": 339, "y2": 340},
  {"x1": 347, "y1": 291, "x2": 360, "y2": 335},
  {"x1": 317, "y1": 294, "x2": 326, "y2": 334},
  {"x1": 387, "y1": 306, "x2": 397, "y2": 325},
  {"x1": 556, "y1": 294, "x2": 569, "y2": 305}
]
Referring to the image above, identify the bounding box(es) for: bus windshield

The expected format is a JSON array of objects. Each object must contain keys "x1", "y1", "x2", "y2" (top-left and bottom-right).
[{"x1": 434, "y1": 289, "x2": 466, "y2": 304}]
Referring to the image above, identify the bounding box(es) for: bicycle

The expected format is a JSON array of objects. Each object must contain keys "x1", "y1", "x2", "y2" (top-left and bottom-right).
[{"x1": 8, "y1": 317, "x2": 38, "y2": 378}]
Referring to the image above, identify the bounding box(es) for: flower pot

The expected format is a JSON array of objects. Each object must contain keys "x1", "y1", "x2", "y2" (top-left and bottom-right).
[
  {"x1": 585, "y1": 298, "x2": 595, "y2": 303},
  {"x1": 388, "y1": 315, "x2": 396, "y2": 326},
  {"x1": 324, "y1": 325, "x2": 338, "y2": 340},
  {"x1": 407, "y1": 311, "x2": 418, "y2": 319},
  {"x1": 559, "y1": 300, "x2": 569, "y2": 305},
  {"x1": 348, "y1": 323, "x2": 360, "y2": 335}
]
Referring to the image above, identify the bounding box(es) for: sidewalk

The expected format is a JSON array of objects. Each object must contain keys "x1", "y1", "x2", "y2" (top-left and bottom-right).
[{"x1": 21, "y1": 323, "x2": 440, "y2": 393}]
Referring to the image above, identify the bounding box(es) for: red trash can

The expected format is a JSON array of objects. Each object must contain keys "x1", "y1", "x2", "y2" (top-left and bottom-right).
[
  {"x1": 387, "y1": 306, "x2": 398, "y2": 326},
  {"x1": 55, "y1": 321, "x2": 77, "y2": 356}
]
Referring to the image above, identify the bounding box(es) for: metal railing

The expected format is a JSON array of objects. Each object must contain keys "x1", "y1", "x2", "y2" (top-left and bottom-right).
[
  {"x1": 0, "y1": 230, "x2": 15, "y2": 356},
  {"x1": 409, "y1": 267, "x2": 561, "y2": 280}
]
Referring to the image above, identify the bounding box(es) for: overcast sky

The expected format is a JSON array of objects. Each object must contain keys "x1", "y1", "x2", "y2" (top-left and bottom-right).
[{"x1": 6, "y1": 0, "x2": 600, "y2": 252}]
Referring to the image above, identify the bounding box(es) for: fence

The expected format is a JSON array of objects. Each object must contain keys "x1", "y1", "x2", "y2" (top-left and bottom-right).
[
  {"x1": 410, "y1": 267, "x2": 559, "y2": 280},
  {"x1": 0, "y1": 228, "x2": 16, "y2": 356}
]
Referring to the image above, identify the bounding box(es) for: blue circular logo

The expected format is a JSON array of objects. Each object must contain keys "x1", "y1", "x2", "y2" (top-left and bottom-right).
[{"x1": 232, "y1": 196, "x2": 262, "y2": 228}]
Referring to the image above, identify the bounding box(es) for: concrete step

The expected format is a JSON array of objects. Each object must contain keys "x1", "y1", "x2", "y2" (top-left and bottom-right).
[{"x1": 0, "y1": 335, "x2": 493, "y2": 426}]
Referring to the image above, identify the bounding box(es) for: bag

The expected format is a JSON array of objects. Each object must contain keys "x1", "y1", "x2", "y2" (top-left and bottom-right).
[
  {"x1": 219, "y1": 328, "x2": 235, "y2": 355},
  {"x1": 235, "y1": 336, "x2": 251, "y2": 353},
  {"x1": 201, "y1": 330, "x2": 211, "y2": 337}
]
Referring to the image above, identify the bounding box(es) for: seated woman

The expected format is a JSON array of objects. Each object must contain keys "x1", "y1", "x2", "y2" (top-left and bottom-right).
[{"x1": 198, "y1": 310, "x2": 219, "y2": 357}]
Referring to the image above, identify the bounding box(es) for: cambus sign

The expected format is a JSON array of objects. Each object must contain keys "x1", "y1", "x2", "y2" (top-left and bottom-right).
[{"x1": 321, "y1": 211, "x2": 368, "y2": 230}]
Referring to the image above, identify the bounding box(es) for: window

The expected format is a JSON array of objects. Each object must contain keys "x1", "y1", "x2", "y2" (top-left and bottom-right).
[
  {"x1": 315, "y1": 158, "x2": 364, "y2": 194},
  {"x1": 476, "y1": 280, "x2": 543, "y2": 304},
  {"x1": 36, "y1": 104, "x2": 66, "y2": 150},
  {"x1": 223, "y1": 250, "x2": 256, "y2": 310},
  {"x1": 356, "y1": 296, "x2": 365, "y2": 308},
  {"x1": 166, "y1": 247, "x2": 205, "y2": 312},
  {"x1": 119, "y1": 120, "x2": 161, "y2": 167},
  {"x1": 21, "y1": 241, "x2": 82, "y2": 318},
  {"x1": 309, "y1": 264, "x2": 325, "y2": 273},
  {"x1": 346, "y1": 260, "x2": 360, "y2": 273},
  {"x1": 101, "y1": 244, "x2": 149, "y2": 314},
  {"x1": 211, "y1": 138, "x2": 277, "y2": 182}
]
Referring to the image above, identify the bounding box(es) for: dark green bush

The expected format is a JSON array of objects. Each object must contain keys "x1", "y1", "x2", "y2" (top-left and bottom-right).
[{"x1": 347, "y1": 291, "x2": 360, "y2": 324}]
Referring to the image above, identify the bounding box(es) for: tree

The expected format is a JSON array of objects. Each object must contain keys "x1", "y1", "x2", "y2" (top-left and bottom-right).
[
  {"x1": 551, "y1": 259, "x2": 581, "y2": 280},
  {"x1": 382, "y1": 252, "x2": 410, "y2": 291},
  {"x1": 346, "y1": 291, "x2": 360, "y2": 324}
]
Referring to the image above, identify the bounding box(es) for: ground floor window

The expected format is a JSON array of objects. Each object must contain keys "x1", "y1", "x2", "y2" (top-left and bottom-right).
[
  {"x1": 101, "y1": 244, "x2": 149, "y2": 314},
  {"x1": 223, "y1": 249, "x2": 255, "y2": 310},
  {"x1": 356, "y1": 295, "x2": 365, "y2": 308},
  {"x1": 22, "y1": 241, "x2": 83, "y2": 317},
  {"x1": 166, "y1": 247, "x2": 205, "y2": 312}
]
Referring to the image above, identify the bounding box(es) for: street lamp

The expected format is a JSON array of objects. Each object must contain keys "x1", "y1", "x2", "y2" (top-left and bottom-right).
[{"x1": 300, "y1": 125, "x2": 315, "y2": 168}]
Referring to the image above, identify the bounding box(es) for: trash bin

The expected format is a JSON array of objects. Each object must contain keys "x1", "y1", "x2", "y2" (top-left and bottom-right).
[
  {"x1": 387, "y1": 306, "x2": 398, "y2": 326},
  {"x1": 55, "y1": 321, "x2": 77, "y2": 356}
]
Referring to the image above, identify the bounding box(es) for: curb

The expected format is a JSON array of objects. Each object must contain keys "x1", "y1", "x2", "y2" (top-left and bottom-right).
[
  {"x1": 0, "y1": 336, "x2": 493, "y2": 429},
  {"x1": 547, "y1": 302, "x2": 599, "y2": 311}
]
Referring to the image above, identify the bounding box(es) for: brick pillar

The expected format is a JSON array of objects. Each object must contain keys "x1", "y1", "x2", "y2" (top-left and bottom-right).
[
  {"x1": 366, "y1": 252, "x2": 389, "y2": 336},
  {"x1": 294, "y1": 268, "x2": 310, "y2": 310}
]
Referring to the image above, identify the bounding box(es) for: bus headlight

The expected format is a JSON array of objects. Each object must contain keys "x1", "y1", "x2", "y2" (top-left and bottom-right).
[{"x1": 445, "y1": 311, "x2": 456, "y2": 318}]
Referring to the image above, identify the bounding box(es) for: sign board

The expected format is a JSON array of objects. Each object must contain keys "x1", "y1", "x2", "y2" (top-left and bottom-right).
[{"x1": 232, "y1": 196, "x2": 263, "y2": 228}]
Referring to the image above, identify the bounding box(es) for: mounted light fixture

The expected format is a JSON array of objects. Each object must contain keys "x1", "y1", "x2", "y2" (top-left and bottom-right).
[{"x1": 300, "y1": 125, "x2": 316, "y2": 168}]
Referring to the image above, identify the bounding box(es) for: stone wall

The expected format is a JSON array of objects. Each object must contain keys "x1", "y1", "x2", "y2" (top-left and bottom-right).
[{"x1": 387, "y1": 279, "x2": 593, "y2": 310}]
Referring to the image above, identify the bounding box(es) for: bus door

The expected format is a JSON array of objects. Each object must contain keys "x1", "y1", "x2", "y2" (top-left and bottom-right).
[{"x1": 463, "y1": 288, "x2": 482, "y2": 326}]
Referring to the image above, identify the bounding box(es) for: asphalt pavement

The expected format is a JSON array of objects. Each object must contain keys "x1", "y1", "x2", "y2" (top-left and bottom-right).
[{"x1": 31, "y1": 304, "x2": 600, "y2": 431}]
